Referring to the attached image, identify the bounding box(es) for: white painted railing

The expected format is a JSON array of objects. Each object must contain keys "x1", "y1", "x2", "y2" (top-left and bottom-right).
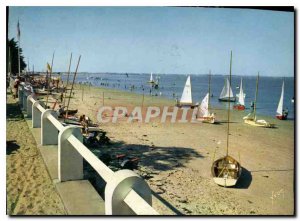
[{"x1": 19, "y1": 85, "x2": 159, "y2": 215}]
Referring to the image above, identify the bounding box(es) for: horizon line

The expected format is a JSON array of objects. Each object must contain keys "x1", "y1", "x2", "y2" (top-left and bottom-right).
[{"x1": 29, "y1": 71, "x2": 294, "y2": 78}]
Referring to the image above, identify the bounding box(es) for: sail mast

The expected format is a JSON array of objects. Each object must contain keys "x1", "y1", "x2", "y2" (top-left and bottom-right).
[
  {"x1": 45, "y1": 51, "x2": 55, "y2": 107},
  {"x1": 226, "y1": 51, "x2": 232, "y2": 156},
  {"x1": 253, "y1": 72, "x2": 259, "y2": 119},
  {"x1": 65, "y1": 55, "x2": 81, "y2": 118},
  {"x1": 63, "y1": 53, "x2": 73, "y2": 107}
]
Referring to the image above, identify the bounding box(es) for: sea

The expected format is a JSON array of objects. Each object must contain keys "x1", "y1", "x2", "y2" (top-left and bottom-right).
[{"x1": 62, "y1": 73, "x2": 295, "y2": 119}]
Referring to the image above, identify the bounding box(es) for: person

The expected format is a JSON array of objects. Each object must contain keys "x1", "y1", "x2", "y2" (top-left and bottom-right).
[
  {"x1": 283, "y1": 108, "x2": 289, "y2": 118},
  {"x1": 250, "y1": 101, "x2": 255, "y2": 112},
  {"x1": 13, "y1": 77, "x2": 20, "y2": 99},
  {"x1": 60, "y1": 92, "x2": 64, "y2": 103},
  {"x1": 57, "y1": 105, "x2": 65, "y2": 117},
  {"x1": 79, "y1": 114, "x2": 88, "y2": 134}
]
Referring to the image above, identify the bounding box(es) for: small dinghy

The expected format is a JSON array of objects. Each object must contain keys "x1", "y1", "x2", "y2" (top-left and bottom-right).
[
  {"x1": 212, "y1": 51, "x2": 242, "y2": 187},
  {"x1": 197, "y1": 73, "x2": 216, "y2": 124},
  {"x1": 219, "y1": 78, "x2": 236, "y2": 102},
  {"x1": 197, "y1": 93, "x2": 215, "y2": 123},
  {"x1": 233, "y1": 78, "x2": 245, "y2": 110},
  {"x1": 211, "y1": 155, "x2": 242, "y2": 187},
  {"x1": 276, "y1": 81, "x2": 288, "y2": 120},
  {"x1": 243, "y1": 73, "x2": 275, "y2": 128},
  {"x1": 148, "y1": 72, "x2": 155, "y2": 84},
  {"x1": 177, "y1": 75, "x2": 195, "y2": 108}
]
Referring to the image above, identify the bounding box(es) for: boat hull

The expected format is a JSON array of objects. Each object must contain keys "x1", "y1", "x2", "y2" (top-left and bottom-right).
[
  {"x1": 176, "y1": 103, "x2": 196, "y2": 109},
  {"x1": 213, "y1": 177, "x2": 238, "y2": 187},
  {"x1": 276, "y1": 115, "x2": 288, "y2": 120},
  {"x1": 197, "y1": 116, "x2": 215, "y2": 124},
  {"x1": 218, "y1": 97, "x2": 236, "y2": 102},
  {"x1": 211, "y1": 155, "x2": 242, "y2": 187},
  {"x1": 244, "y1": 119, "x2": 275, "y2": 128},
  {"x1": 233, "y1": 104, "x2": 245, "y2": 110}
]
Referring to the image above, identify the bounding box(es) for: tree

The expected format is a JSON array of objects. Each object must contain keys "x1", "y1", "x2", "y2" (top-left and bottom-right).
[{"x1": 7, "y1": 38, "x2": 27, "y2": 75}]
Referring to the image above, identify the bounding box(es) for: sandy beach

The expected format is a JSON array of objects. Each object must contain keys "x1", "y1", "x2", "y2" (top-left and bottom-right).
[
  {"x1": 57, "y1": 83, "x2": 294, "y2": 215},
  {"x1": 6, "y1": 94, "x2": 66, "y2": 215}
]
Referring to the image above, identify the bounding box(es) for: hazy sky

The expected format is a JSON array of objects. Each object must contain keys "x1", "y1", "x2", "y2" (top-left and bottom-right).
[{"x1": 8, "y1": 7, "x2": 294, "y2": 76}]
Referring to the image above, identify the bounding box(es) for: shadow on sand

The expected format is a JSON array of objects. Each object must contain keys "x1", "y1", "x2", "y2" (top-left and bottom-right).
[
  {"x1": 6, "y1": 102, "x2": 23, "y2": 121},
  {"x1": 6, "y1": 140, "x2": 20, "y2": 155},
  {"x1": 107, "y1": 142, "x2": 204, "y2": 171},
  {"x1": 85, "y1": 140, "x2": 204, "y2": 213},
  {"x1": 235, "y1": 167, "x2": 252, "y2": 189}
]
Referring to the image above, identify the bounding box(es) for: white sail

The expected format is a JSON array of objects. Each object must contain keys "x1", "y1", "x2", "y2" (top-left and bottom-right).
[
  {"x1": 150, "y1": 72, "x2": 153, "y2": 82},
  {"x1": 238, "y1": 78, "x2": 245, "y2": 106},
  {"x1": 276, "y1": 81, "x2": 284, "y2": 115},
  {"x1": 219, "y1": 78, "x2": 234, "y2": 99},
  {"x1": 180, "y1": 75, "x2": 192, "y2": 104},
  {"x1": 199, "y1": 93, "x2": 210, "y2": 117},
  {"x1": 219, "y1": 80, "x2": 226, "y2": 99}
]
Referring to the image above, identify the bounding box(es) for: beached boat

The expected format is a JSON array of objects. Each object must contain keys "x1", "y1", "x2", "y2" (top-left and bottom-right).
[
  {"x1": 177, "y1": 75, "x2": 194, "y2": 107},
  {"x1": 233, "y1": 78, "x2": 245, "y2": 110},
  {"x1": 211, "y1": 155, "x2": 242, "y2": 187},
  {"x1": 212, "y1": 51, "x2": 242, "y2": 187},
  {"x1": 197, "y1": 93, "x2": 215, "y2": 123},
  {"x1": 243, "y1": 73, "x2": 275, "y2": 128},
  {"x1": 197, "y1": 73, "x2": 216, "y2": 123},
  {"x1": 219, "y1": 77, "x2": 236, "y2": 102},
  {"x1": 276, "y1": 81, "x2": 288, "y2": 120}
]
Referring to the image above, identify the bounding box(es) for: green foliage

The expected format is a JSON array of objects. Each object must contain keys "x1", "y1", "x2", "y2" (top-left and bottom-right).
[{"x1": 7, "y1": 38, "x2": 27, "y2": 75}]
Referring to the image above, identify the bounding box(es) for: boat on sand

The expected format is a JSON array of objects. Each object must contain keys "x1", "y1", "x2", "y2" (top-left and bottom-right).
[{"x1": 211, "y1": 51, "x2": 242, "y2": 187}]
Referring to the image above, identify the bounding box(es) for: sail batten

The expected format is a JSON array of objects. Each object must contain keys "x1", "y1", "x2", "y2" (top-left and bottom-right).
[{"x1": 180, "y1": 75, "x2": 192, "y2": 104}]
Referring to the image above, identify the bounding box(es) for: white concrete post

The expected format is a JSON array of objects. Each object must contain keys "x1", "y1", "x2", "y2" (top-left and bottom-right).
[
  {"x1": 39, "y1": 100, "x2": 46, "y2": 109},
  {"x1": 32, "y1": 101, "x2": 42, "y2": 128},
  {"x1": 22, "y1": 90, "x2": 28, "y2": 111},
  {"x1": 105, "y1": 170, "x2": 152, "y2": 215},
  {"x1": 41, "y1": 110, "x2": 59, "y2": 145},
  {"x1": 18, "y1": 86, "x2": 23, "y2": 108},
  {"x1": 26, "y1": 95, "x2": 33, "y2": 118},
  {"x1": 58, "y1": 126, "x2": 84, "y2": 182}
]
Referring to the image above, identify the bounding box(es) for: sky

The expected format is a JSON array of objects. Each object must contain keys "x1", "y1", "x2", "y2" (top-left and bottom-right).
[{"x1": 8, "y1": 7, "x2": 294, "y2": 76}]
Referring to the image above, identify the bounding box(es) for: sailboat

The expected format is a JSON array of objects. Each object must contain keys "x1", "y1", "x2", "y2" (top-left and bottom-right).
[
  {"x1": 212, "y1": 51, "x2": 242, "y2": 187},
  {"x1": 243, "y1": 73, "x2": 275, "y2": 128},
  {"x1": 148, "y1": 72, "x2": 155, "y2": 84},
  {"x1": 233, "y1": 78, "x2": 245, "y2": 110},
  {"x1": 276, "y1": 81, "x2": 288, "y2": 120},
  {"x1": 177, "y1": 75, "x2": 194, "y2": 107},
  {"x1": 219, "y1": 77, "x2": 236, "y2": 102},
  {"x1": 197, "y1": 72, "x2": 216, "y2": 123}
]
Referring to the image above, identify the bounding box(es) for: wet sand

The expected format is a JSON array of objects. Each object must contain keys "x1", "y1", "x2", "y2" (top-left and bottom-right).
[
  {"x1": 65, "y1": 84, "x2": 294, "y2": 215},
  {"x1": 6, "y1": 95, "x2": 66, "y2": 215}
]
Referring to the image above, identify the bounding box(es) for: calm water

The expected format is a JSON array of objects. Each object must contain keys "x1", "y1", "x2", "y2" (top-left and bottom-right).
[{"x1": 63, "y1": 73, "x2": 295, "y2": 119}]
